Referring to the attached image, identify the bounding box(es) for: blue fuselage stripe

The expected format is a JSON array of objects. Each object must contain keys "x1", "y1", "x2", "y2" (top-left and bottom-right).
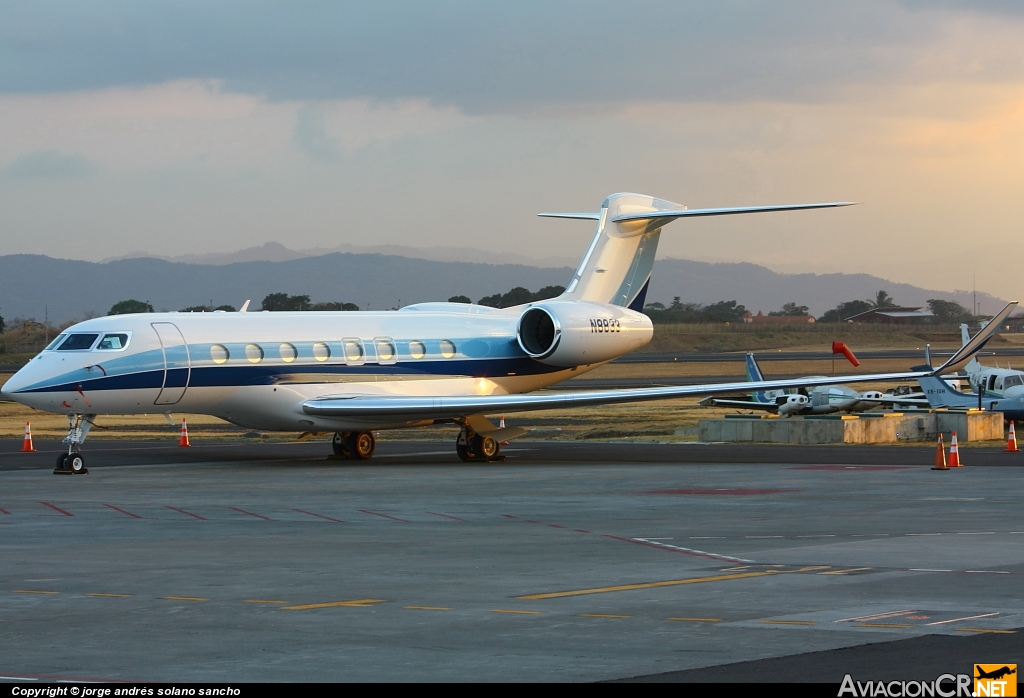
[{"x1": 20, "y1": 357, "x2": 563, "y2": 393}]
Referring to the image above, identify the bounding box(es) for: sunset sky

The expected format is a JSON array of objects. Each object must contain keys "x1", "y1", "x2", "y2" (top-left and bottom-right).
[{"x1": 2, "y1": 2, "x2": 1023, "y2": 300}]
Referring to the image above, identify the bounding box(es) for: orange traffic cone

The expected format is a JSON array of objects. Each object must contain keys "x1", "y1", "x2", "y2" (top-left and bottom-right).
[
  {"x1": 1006, "y1": 421, "x2": 1019, "y2": 453},
  {"x1": 21, "y1": 422, "x2": 36, "y2": 452},
  {"x1": 499, "y1": 415, "x2": 506, "y2": 429},
  {"x1": 178, "y1": 418, "x2": 191, "y2": 447},
  {"x1": 948, "y1": 431, "x2": 962, "y2": 467},
  {"x1": 931, "y1": 433, "x2": 947, "y2": 470}
]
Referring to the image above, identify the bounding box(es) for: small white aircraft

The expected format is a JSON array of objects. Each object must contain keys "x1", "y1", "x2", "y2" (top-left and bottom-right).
[
  {"x1": 960, "y1": 323, "x2": 1024, "y2": 399},
  {"x1": 700, "y1": 353, "x2": 890, "y2": 416},
  {"x1": 2, "y1": 193, "x2": 1013, "y2": 472}
]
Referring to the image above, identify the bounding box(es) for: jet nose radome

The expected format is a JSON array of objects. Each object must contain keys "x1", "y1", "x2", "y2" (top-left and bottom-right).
[{"x1": 1, "y1": 369, "x2": 28, "y2": 399}]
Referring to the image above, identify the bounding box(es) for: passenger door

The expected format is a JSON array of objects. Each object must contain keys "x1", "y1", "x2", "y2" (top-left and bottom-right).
[{"x1": 152, "y1": 322, "x2": 191, "y2": 405}]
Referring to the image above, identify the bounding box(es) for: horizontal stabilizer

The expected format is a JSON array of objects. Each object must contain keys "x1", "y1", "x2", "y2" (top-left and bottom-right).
[
  {"x1": 611, "y1": 202, "x2": 856, "y2": 230},
  {"x1": 536, "y1": 212, "x2": 602, "y2": 220}
]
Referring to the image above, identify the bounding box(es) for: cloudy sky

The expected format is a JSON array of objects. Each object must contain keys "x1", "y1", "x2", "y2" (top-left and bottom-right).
[{"x1": 2, "y1": 1, "x2": 1023, "y2": 299}]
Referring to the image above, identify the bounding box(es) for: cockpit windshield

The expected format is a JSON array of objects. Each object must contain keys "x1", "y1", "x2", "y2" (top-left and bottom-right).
[
  {"x1": 96, "y1": 333, "x2": 129, "y2": 350},
  {"x1": 44, "y1": 334, "x2": 67, "y2": 351},
  {"x1": 1003, "y1": 375, "x2": 1023, "y2": 389},
  {"x1": 56, "y1": 334, "x2": 99, "y2": 351}
]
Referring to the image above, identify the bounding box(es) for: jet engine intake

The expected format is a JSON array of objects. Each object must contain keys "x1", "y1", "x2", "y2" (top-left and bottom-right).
[{"x1": 517, "y1": 300, "x2": 653, "y2": 367}]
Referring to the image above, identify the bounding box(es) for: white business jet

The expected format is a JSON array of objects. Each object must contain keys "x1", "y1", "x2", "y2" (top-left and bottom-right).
[{"x1": 2, "y1": 193, "x2": 1013, "y2": 472}]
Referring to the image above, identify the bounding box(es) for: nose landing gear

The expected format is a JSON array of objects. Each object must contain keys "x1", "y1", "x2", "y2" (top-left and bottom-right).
[
  {"x1": 54, "y1": 414, "x2": 93, "y2": 475},
  {"x1": 330, "y1": 431, "x2": 376, "y2": 460}
]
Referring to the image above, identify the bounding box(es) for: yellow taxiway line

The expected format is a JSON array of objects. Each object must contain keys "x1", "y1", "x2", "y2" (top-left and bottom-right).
[
  {"x1": 281, "y1": 599, "x2": 385, "y2": 610},
  {"x1": 520, "y1": 564, "x2": 831, "y2": 597}
]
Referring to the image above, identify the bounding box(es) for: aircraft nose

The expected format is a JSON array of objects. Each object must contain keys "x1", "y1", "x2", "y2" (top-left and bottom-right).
[{"x1": 1, "y1": 365, "x2": 33, "y2": 399}]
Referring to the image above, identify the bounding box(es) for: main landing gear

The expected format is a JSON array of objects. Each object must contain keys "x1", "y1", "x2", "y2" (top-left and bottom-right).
[
  {"x1": 456, "y1": 425, "x2": 502, "y2": 462},
  {"x1": 54, "y1": 414, "x2": 93, "y2": 475},
  {"x1": 331, "y1": 431, "x2": 376, "y2": 460}
]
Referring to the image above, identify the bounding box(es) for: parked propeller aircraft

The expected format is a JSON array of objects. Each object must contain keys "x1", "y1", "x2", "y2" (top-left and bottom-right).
[
  {"x1": 2, "y1": 192, "x2": 1014, "y2": 472},
  {"x1": 700, "y1": 353, "x2": 897, "y2": 416},
  {"x1": 960, "y1": 323, "x2": 1024, "y2": 399}
]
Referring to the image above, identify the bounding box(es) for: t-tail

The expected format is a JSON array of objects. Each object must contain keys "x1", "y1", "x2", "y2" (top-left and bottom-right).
[{"x1": 539, "y1": 193, "x2": 855, "y2": 312}]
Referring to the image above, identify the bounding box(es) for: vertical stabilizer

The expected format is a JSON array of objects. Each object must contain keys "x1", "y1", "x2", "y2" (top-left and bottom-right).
[
  {"x1": 961, "y1": 324, "x2": 981, "y2": 374},
  {"x1": 555, "y1": 193, "x2": 680, "y2": 309}
]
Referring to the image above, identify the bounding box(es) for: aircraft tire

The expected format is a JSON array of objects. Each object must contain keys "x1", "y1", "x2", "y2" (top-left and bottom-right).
[
  {"x1": 349, "y1": 431, "x2": 375, "y2": 460},
  {"x1": 474, "y1": 435, "x2": 499, "y2": 460},
  {"x1": 67, "y1": 453, "x2": 86, "y2": 474},
  {"x1": 332, "y1": 432, "x2": 351, "y2": 458},
  {"x1": 456, "y1": 440, "x2": 471, "y2": 462},
  {"x1": 55, "y1": 453, "x2": 69, "y2": 470}
]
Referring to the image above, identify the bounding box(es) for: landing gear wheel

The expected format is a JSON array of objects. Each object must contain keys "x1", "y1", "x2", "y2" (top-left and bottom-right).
[
  {"x1": 456, "y1": 440, "x2": 471, "y2": 462},
  {"x1": 332, "y1": 431, "x2": 352, "y2": 458},
  {"x1": 54, "y1": 453, "x2": 69, "y2": 472},
  {"x1": 348, "y1": 431, "x2": 375, "y2": 460},
  {"x1": 473, "y1": 434, "x2": 499, "y2": 460},
  {"x1": 67, "y1": 452, "x2": 87, "y2": 474}
]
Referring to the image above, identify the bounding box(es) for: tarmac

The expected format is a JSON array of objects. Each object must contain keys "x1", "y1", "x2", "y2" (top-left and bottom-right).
[{"x1": 1, "y1": 438, "x2": 1022, "y2": 682}]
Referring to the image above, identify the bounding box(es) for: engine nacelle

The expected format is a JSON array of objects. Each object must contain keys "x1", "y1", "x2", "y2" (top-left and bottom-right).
[{"x1": 517, "y1": 300, "x2": 653, "y2": 367}]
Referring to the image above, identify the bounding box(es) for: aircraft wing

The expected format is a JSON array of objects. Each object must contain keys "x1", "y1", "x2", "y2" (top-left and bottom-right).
[
  {"x1": 302, "y1": 370, "x2": 933, "y2": 419},
  {"x1": 698, "y1": 397, "x2": 779, "y2": 412},
  {"x1": 302, "y1": 301, "x2": 1015, "y2": 421}
]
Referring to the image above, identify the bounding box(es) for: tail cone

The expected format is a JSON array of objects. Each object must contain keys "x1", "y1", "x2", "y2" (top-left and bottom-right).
[
  {"x1": 21, "y1": 422, "x2": 36, "y2": 452},
  {"x1": 179, "y1": 418, "x2": 191, "y2": 447},
  {"x1": 1006, "y1": 421, "x2": 1019, "y2": 453}
]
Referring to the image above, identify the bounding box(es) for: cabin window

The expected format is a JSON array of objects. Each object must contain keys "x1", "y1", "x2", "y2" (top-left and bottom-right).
[
  {"x1": 376, "y1": 339, "x2": 395, "y2": 361},
  {"x1": 312, "y1": 342, "x2": 331, "y2": 362},
  {"x1": 57, "y1": 334, "x2": 99, "y2": 351},
  {"x1": 279, "y1": 343, "x2": 297, "y2": 363},
  {"x1": 96, "y1": 333, "x2": 129, "y2": 351},
  {"x1": 45, "y1": 334, "x2": 67, "y2": 351},
  {"x1": 440, "y1": 340, "x2": 456, "y2": 359},
  {"x1": 210, "y1": 345, "x2": 229, "y2": 364},
  {"x1": 245, "y1": 344, "x2": 264, "y2": 363},
  {"x1": 344, "y1": 340, "x2": 364, "y2": 362},
  {"x1": 409, "y1": 341, "x2": 426, "y2": 359}
]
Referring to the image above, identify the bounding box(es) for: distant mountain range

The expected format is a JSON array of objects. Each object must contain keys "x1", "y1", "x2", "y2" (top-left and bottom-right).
[
  {"x1": 100, "y1": 241, "x2": 578, "y2": 269},
  {"x1": 0, "y1": 251, "x2": 1006, "y2": 323}
]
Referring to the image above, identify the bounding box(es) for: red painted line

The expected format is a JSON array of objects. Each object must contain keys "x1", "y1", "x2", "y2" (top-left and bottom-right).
[
  {"x1": 0, "y1": 671, "x2": 135, "y2": 683},
  {"x1": 644, "y1": 488, "x2": 799, "y2": 496},
  {"x1": 164, "y1": 505, "x2": 206, "y2": 520},
  {"x1": 602, "y1": 534, "x2": 729, "y2": 562},
  {"x1": 549, "y1": 524, "x2": 565, "y2": 529},
  {"x1": 292, "y1": 508, "x2": 344, "y2": 523},
  {"x1": 790, "y1": 465, "x2": 915, "y2": 471},
  {"x1": 525, "y1": 519, "x2": 542, "y2": 524},
  {"x1": 227, "y1": 506, "x2": 273, "y2": 521},
  {"x1": 359, "y1": 509, "x2": 409, "y2": 523},
  {"x1": 103, "y1": 504, "x2": 141, "y2": 519},
  {"x1": 502, "y1": 514, "x2": 517, "y2": 519},
  {"x1": 427, "y1": 511, "x2": 469, "y2": 522},
  {"x1": 574, "y1": 529, "x2": 592, "y2": 534},
  {"x1": 0, "y1": 507, "x2": 10, "y2": 515},
  {"x1": 40, "y1": 502, "x2": 73, "y2": 517}
]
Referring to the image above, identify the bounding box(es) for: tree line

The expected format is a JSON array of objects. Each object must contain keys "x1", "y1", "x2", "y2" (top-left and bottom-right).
[{"x1": 88, "y1": 288, "x2": 973, "y2": 325}]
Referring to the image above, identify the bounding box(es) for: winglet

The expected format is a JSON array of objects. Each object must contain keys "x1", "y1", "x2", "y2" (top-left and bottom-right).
[
  {"x1": 239, "y1": 300, "x2": 251, "y2": 313},
  {"x1": 934, "y1": 301, "x2": 1017, "y2": 375}
]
